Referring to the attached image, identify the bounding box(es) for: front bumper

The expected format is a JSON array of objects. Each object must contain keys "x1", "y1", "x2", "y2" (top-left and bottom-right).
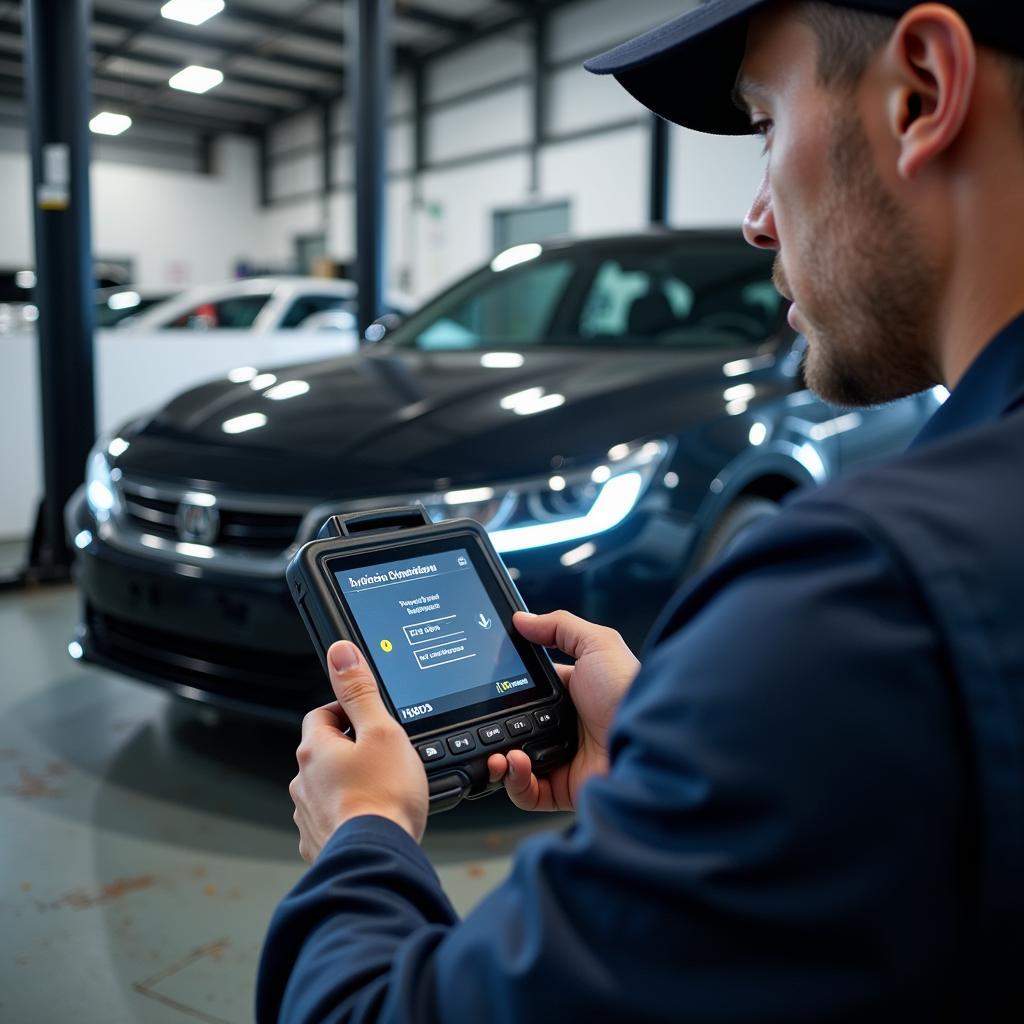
[{"x1": 66, "y1": 488, "x2": 695, "y2": 720}]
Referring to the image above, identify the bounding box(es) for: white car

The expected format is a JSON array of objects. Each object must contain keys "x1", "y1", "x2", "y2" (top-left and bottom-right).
[{"x1": 124, "y1": 276, "x2": 359, "y2": 333}]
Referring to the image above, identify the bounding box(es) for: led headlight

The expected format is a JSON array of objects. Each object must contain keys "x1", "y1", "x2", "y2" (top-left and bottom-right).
[
  {"x1": 421, "y1": 440, "x2": 671, "y2": 554},
  {"x1": 84, "y1": 436, "x2": 126, "y2": 521}
]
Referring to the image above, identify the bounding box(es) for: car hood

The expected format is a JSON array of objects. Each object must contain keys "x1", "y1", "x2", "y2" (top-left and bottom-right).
[{"x1": 118, "y1": 346, "x2": 775, "y2": 498}]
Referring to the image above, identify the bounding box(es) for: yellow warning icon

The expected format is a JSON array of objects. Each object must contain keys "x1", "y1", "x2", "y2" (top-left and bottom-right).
[{"x1": 380, "y1": 639, "x2": 394, "y2": 653}]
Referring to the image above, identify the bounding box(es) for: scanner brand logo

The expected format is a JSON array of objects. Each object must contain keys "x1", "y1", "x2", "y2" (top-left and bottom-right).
[{"x1": 176, "y1": 500, "x2": 220, "y2": 545}]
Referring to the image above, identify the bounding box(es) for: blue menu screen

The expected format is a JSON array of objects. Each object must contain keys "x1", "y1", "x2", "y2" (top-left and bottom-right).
[{"x1": 335, "y1": 547, "x2": 536, "y2": 726}]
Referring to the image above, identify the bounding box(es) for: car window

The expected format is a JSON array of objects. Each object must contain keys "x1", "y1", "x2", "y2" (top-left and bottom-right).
[
  {"x1": 280, "y1": 294, "x2": 353, "y2": 329},
  {"x1": 575, "y1": 248, "x2": 780, "y2": 347},
  {"x1": 162, "y1": 294, "x2": 271, "y2": 330},
  {"x1": 580, "y1": 261, "x2": 694, "y2": 338},
  {"x1": 95, "y1": 294, "x2": 171, "y2": 328},
  {"x1": 388, "y1": 239, "x2": 780, "y2": 351},
  {"x1": 403, "y1": 261, "x2": 575, "y2": 350}
]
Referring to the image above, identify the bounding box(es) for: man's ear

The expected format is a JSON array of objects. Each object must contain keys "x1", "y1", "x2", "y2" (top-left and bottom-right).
[{"x1": 883, "y1": 5, "x2": 976, "y2": 180}]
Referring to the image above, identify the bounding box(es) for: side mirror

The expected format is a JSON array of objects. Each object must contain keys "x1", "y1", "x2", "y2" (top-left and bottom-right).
[{"x1": 364, "y1": 312, "x2": 404, "y2": 343}]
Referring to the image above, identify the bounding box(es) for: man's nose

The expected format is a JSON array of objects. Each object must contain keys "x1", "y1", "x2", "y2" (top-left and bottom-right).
[{"x1": 742, "y1": 172, "x2": 778, "y2": 251}]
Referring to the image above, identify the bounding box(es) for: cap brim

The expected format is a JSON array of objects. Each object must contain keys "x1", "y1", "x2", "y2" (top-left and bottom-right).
[{"x1": 584, "y1": 0, "x2": 769, "y2": 135}]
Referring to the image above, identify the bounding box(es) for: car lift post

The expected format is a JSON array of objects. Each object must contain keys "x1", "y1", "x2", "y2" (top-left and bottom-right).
[
  {"x1": 2, "y1": 0, "x2": 98, "y2": 590},
  {"x1": 353, "y1": 0, "x2": 392, "y2": 339}
]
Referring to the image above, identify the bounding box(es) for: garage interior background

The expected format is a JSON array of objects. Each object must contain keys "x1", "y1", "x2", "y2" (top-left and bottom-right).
[{"x1": 0, "y1": 0, "x2": 763, "y2": 546}]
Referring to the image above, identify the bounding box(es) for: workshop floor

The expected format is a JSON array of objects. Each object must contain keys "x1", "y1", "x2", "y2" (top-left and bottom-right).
[{"x1": 0, "y1": 571, "x2": 572, "y2": 1024}]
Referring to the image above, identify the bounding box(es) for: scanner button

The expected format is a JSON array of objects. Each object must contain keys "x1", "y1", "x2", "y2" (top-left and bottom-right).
[
  {"x1": 506, "y1": 716, "x2": 534, "y2": 738},
  {"x1": 447, "y1": 733, "x2": 476, "y2": 755},
  {"x1": 534, "y1": 710, "x2": 557, "y2": 729},
  {"x1": 478, "y1": 724, "x2": 506, "y2": 745},
  {"x1": 418, "y1": 742, "x2": 445, "y2": 763}
]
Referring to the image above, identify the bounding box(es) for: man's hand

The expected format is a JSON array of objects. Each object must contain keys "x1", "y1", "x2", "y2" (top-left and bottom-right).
[
  {"x1": 487, "y1": 610, "x2": 640, "y2": 813},
  {"x1": 289, "y1": 641, "x2": 429, "y2": 862}
]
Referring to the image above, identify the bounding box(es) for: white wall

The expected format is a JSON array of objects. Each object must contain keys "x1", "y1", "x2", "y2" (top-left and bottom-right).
[
  {"x1": 92, "y1": 137, "x2": 262, "y2": 285},
  {"x1": 416, "y1": 153, "x2": 533, "y2": 297},
  {"x1": 0, "y1": 136, "x2": 262, "y2": 286},
  {"x1": 539, "y1": 125, "x2": 649, "y2": 236},
  {"x1": 670, "y1": 127, "x2": 765, "y2": 228}
]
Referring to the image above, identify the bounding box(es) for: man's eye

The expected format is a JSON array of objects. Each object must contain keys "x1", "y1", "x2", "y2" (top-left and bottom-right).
[{"x1": 752, "y1": 119, "x2": 773, "y2": 153}]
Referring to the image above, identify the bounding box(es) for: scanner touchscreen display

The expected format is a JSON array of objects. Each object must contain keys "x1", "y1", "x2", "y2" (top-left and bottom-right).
[{"x1": 335, "y1": 547, "x2": 536, "y2": 727}]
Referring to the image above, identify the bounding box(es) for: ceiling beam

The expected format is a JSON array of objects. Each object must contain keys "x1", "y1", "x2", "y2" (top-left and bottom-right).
[
  {"x1": 394, "y1": 3, "x2": 474, "y2": 36},
  {"x1": 421, "y1": 0, "x2": 582, "y2": 63},
  {"x1": 94, "y1": 7, "x2": 347, "y2": 54},
  {"x1": 0, "y1": 72, "x2": 260, "y2": 136}
]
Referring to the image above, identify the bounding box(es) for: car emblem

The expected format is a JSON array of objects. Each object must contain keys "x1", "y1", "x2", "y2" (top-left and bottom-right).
[{"x1": 176, "y1": 500, "x2": 220, "y2": 546}]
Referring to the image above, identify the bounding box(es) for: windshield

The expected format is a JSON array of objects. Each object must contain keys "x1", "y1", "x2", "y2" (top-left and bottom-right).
[{"x1": 388, "y1": 238, "x2": 782, "y2": 351}]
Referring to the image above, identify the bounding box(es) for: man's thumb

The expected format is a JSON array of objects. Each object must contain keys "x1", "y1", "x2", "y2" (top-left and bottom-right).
[{"x1": 327, "y1": 641, "x2": 389, "y2": 732}]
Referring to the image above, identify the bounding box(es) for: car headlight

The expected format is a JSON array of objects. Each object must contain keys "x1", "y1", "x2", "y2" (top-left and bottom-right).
[
  {"x1": 85, "y1": 436, "x2": 126, "y2": 521},
  {"x1": 421, "y1": 440, "x2": 671, "y2": 554}
]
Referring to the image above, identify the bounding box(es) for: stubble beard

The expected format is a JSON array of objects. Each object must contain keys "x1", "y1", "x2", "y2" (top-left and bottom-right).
[{"x1": 777, "y1": 110, "x2": 941, "y2": 408}]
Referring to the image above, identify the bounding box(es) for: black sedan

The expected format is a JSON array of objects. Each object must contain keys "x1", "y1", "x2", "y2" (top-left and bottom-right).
[{"x1": 66, "y1": 230, "x2": 939, "y2": 721}]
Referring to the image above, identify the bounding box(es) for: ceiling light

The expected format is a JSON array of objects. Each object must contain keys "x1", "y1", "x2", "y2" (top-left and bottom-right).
[
  {"x1": 161, "y1": 0, "x2": 224, "y2": 26},
  {"x1": 169, "y1": 65, "x2": 224, "y2": 94},
  {"x1": 89, "y1": 112, "x2": 132, "y2": 136}
]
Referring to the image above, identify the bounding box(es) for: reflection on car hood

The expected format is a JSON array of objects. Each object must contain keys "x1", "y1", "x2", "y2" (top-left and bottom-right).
[{"x1": 119, "y1": 346, "x2": 772, "y2": 497}]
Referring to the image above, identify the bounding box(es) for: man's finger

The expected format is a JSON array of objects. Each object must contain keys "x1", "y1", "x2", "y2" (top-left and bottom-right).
[
  {"x1": 487, "y1": 752, "x2": 509, "y2": 784},
  {"x1": 301, "y1": 703, "x2": 349, "y2": 743},
  {"x1": 326, "y1": 641, "x2": 392, "y2": 734},
  {"x1": 503, "y1": 749, "x2": 542, "y2": 810},
  {"x1": 513, "y1": 609, "x2": 597, "y2": 660}
]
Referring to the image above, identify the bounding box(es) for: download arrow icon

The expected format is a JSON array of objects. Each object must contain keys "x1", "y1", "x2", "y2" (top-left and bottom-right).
[{"x1": 478, "y1": 613, "x2": 492, "y2": 630}]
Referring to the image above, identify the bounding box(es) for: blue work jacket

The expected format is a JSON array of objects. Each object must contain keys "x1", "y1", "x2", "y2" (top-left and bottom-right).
[{"x1": 256, "y1": 316, "x2": 1024, "y2": 1023}]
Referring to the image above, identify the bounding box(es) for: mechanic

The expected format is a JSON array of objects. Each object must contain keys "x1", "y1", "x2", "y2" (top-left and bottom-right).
[{"x1": 257, "y1": 2, "x2": 1024, "y2": 1019}]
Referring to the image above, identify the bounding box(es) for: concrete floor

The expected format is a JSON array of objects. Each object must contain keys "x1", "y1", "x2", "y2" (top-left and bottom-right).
[{"x1": 0, "y1": 568, "x2": 571, "y2": 1023}]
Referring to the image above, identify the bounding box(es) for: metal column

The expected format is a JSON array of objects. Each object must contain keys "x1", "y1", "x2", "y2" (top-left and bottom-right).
[
  {"x1": 353, "y1": 0, "x2": 392, "y2": 337},
  {"x1": 20, "y1": 0, "x2": 97, "y2": 583},
  {"x1": 649, "y1": 113, "x2": 670, "y2": 226}
]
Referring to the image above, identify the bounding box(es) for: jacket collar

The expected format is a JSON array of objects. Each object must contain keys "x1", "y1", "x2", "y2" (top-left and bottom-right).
[{"x1": 911, "y1": 312, "x2": 1024, "y2": 450}]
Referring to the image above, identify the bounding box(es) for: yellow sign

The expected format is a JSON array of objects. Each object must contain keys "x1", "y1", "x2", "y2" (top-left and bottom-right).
[{"x1": 379, "y1": 639, "x2": 393, "y2": 653}]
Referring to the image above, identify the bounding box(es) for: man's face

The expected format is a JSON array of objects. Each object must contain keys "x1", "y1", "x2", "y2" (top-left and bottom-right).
[{"x1": 738, "y1": 9, "x2": 940, "y2": 407}]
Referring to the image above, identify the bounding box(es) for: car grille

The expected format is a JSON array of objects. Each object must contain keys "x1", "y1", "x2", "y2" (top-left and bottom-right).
[
  {"x1": 121, "y1": 481, "x2": 305, "y2": 554},
  {"x1": 87, "y1": 605, "x2": 328, "y2": 713}
]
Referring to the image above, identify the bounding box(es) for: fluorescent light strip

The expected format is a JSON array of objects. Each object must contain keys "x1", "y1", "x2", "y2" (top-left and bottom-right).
[
  {"x1": 169, "y1": 65, "x2": 224, "y2": 94},
  {"x1": 89, "y1": 112, "x2": 132, "y2": 136},
  {"x1": 490, "y1": 472, "x2": 643, "y2": 554},
  {"x1": 161, "y1": 0, "x2": 224, "y2": 26}
]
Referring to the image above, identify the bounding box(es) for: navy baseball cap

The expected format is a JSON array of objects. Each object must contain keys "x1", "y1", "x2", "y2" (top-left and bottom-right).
[{"x1": 584, "y1": 1, "x2": 1024, "y2": 135}]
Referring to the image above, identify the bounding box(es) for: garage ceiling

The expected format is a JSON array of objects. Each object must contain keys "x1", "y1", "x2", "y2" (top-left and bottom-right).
[{"x1": 0, "y1": 0, "x2": 572, "y2": 138}]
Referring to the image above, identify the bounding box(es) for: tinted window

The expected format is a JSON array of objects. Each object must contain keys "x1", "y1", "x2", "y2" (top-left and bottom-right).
[
  {"x1": 163, "y1": 294, "x2": 270, "y2": 330},
  {"x1": 96, "y1": 294, "x2": 171, "y2": 328},
  {"x1": 412, "y1": 261, "x2": 574, "y2": 350},
  {"x1": 389, "y1": 239, "x2": 780, "y2": 351},
  {"x1": 576, "y1": 247, "x2": 780, "y2": 346},
  {"x1": 280, "y1": 294, "x2": 353, "y2": 329}
]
